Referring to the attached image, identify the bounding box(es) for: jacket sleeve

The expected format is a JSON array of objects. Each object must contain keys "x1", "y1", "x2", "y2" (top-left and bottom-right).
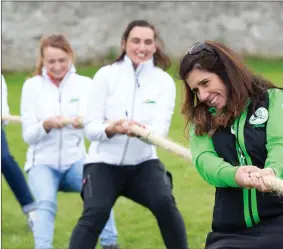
[
  {"x1": 190, "y1": 126, "x2": 239, "y2": 187},
  {"x1": 83, "y1": 66, "x2": 112, "y2": 141},
  {"x1": 146, "y1": 74, "x2": 176, "y2": 137},
  {"x1": 2, "y1": 75, "x2": 10, "y2": 125},
  {"x1": 78, "y1": 77, "x2": 93, "y2": 117},
  {"x1": 265, "y1": 89, "x2": 283, "y2": 178},
  {"x1": 21, "y1": 78, "x2": 48, "y2": 145}
]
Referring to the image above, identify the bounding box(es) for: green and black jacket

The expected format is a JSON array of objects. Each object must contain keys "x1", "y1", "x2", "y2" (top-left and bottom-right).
[{"x1": 191, "y1": 89, "x2": 283, "y2": 232}]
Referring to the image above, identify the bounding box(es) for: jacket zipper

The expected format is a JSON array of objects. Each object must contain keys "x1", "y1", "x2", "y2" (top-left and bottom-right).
[
  {"x1": 119, "y1": 66, "x2": 141, "y2": 165},
  {"x1": 233, "y1": 118, "x2": 253, "y2": 228},
  {"x1": 234, "y1": 114, "x2": 260, "y2": 228},
  {"x1": 56, "y1": 71, "x2": 73, "y2": 169},
  {"x1": 119, "y1": 111, "x2": 130, "y2": 165}
]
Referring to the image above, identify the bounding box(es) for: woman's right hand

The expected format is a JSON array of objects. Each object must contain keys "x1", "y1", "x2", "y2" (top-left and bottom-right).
[
  {"x1": 235, "y1": 165, "x2": 262, "y2": 188},
  {"x1": 105, "y1": 119, "x2": 147, "y2": 138},
  {"x1": 43, "y1": 116, "x2": 66, "y2": 133}
]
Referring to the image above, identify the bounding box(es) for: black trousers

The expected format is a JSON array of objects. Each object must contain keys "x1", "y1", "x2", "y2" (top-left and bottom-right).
[
  {"x1": 69, "y1": 159, "x2": 189, "y2": 249},
  {"x1": 205, "y1": 215, "x2": 283, "y2": 249}
]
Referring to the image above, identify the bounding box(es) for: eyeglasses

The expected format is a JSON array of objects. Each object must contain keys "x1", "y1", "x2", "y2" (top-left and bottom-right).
[{"x1": 187, "y1": 42, "x2": 215, "y2": 55}]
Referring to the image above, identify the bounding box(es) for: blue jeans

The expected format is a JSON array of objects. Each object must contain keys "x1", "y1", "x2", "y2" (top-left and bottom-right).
[
  {"x1": 28, "y1": 160, "x2": 118, "y2": 249},
  {"x1": 1, "y1": 128, "x2": 36, "y2": 213}
]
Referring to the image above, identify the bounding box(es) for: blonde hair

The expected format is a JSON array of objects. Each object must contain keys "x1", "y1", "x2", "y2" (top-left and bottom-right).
[{"x1": 34, "y1": 34, "x2": 75, "y2": 76}]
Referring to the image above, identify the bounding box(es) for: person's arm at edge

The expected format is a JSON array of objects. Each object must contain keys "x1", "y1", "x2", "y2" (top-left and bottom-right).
[
  {"x1": 265, "y1": 88, "x2": 283, "y2": 178},
  {"x1": 2, "y1": 75, "x2": 10, "y2": 126}
]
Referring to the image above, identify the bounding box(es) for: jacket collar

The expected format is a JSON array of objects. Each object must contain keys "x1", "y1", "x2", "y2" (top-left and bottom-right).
[
  {"x1": 42, "y1": 64, "x2": 76, "y2": 87},
  {"x1": 123, "y1": 55, "x2": 154, "y2": 76}
]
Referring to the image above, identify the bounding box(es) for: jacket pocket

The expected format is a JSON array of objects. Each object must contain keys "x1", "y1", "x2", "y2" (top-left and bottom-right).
[
  {"x1": 212, "y1": 188, "x2": 245, "y2": 232},
  {"x1": 105, "y1": 95, "x2": 125, "y2": 120},
  {"x1": 165, "y1": 171, "x2": 173, "y2": 189},
  {"x1": 81, "y1": 174, "x2": 93, "y2": 200},
  {"x1": 65, "y1": 99, "x2": 80, "y2": 117},
  {"x1": 139, "y1": 102, "x2": 155, "y2": 124}
]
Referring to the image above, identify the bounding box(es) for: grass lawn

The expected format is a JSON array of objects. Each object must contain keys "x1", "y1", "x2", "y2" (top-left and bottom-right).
[{"x1": 2, "y1": 57, "x2": 283, "y2": 249}]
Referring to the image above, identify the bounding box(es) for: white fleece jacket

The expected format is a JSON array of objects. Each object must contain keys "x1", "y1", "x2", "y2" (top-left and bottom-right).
[
  {"x1": 20, "y1": 66, "x2": 92, "y2": 171},
  {"x1": 85, "y1": 56, "x2": 176, "y2": 165}
]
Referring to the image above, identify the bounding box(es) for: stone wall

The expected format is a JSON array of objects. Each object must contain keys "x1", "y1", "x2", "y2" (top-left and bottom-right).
[{"x1": 2, "y1": 2, "x2": 283, "y2": 70}]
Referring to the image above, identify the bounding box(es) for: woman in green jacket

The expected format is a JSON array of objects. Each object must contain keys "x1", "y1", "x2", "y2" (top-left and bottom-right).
[{"x1": 179, "y1": 41, "x2": 283, "y2": 249}]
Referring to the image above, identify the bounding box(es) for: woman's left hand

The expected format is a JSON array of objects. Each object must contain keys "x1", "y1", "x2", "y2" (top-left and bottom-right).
[{"x1": 250, "y1": 168, "x2": 275, "y2": 192}]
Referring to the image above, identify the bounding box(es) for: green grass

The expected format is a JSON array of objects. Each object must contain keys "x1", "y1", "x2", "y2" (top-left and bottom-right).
[{"x1": 2, "y1": 57, "x2": 283, "y2": 249}]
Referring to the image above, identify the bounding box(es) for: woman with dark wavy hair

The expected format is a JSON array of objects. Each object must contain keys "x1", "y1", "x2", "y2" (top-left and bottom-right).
[{"x1": 179, "y1": 41, "x2": 283, "y2": 249}]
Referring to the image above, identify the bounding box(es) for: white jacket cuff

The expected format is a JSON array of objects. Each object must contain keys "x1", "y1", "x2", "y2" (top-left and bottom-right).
[
  {"x1": 23, "y1": 120, "x2": 48, "y2": 144},
  {"x1": 85, "y1": 122, "x2": 112, "y2": 141},
  {"x1": 39, "y1": 120, "x2": 49, "y2": 136}
]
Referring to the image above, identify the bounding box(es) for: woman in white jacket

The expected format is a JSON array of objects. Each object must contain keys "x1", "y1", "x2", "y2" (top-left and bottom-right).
[
  {"x1": 69, "y1": 20, "x2": 189, "y2": 249},
  {"x1": 20, "y1": 34, "x2": 119, "y2": 249}
]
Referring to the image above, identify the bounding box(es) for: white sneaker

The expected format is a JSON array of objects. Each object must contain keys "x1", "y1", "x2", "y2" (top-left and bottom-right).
[{"x1": 26, "y1": 210, "x2": 36, "y2": 231}]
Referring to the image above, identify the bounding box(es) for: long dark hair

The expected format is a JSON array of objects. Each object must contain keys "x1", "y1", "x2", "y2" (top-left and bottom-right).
[
  {"x1": 114, "y1": 20, "x2": 171, "y2": 70},
  {"x1": 179, "y1": 41, "x2": 280, "y2": 137}
]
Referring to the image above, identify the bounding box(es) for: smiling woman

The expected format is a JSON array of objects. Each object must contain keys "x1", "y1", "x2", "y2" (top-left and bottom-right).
[
  {"x1": 179, "y1": 41, "x2": 283, "y2": 249},
  {"x1": 68, "y1": 20, "x2": 189, "y2": 249},
  {"x1": 121, "y1": 26, "x2": 156, "y2": 68},
  {"x1": 34, "y1": 35, "x2": 74, "y2": 85},
  {"x1": 186, "y1": 69, "x2": 227, "y2": 110},
  {"x1": 20, "y1": 34, "x2": 119, "y2": 249},
  {"x1": 114, "y1": 19, "x2": 171, "y2": 70}
]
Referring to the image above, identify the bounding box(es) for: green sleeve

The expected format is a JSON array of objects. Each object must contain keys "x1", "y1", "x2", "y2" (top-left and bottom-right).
[
  {"x1": 265, "y1": 89, "x2": 283, "y2": 178},
  {"x1": 190, "y1": 126, "x2": 239, "y2": 187}
]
